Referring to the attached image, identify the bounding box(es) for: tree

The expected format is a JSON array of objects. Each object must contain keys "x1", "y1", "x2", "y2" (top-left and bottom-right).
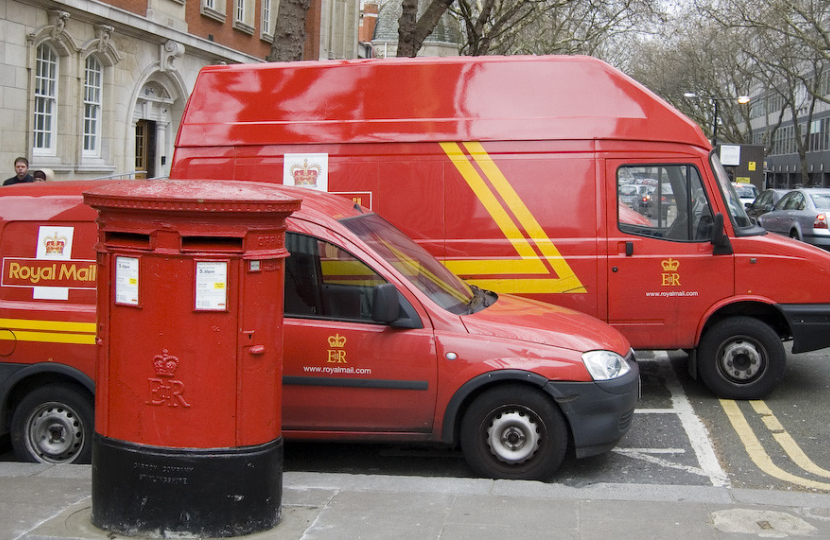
[
  {"x1": 698, "y1": 0, "x2": 830, "y2": 185},
  {"x1": 396, "y1": 0, "x2": 662, "y2": 58},
  {"x1": 450, "y1": 0, "x2": 548, "y2": 56},
  {"x1": 267, "y1": 0, "x2": 313, "y2": 62},
  {"x1": 397, "y1": 0, "x2": 456, "y2": 57},
  {"x1": 625, "y1": 5, "x2": 756, "y2": 146},
  {"x1": 497, "y1": 0, "x2": 662, "y2": 60}
]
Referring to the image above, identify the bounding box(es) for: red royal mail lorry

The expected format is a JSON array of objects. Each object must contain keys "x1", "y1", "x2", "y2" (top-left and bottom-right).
[
  {"x1": 170, "y1": 54, "x2": 830, "y2": 400},
  {"x1": 0, "y1": 180, "x2": 638, "y2": 480}
]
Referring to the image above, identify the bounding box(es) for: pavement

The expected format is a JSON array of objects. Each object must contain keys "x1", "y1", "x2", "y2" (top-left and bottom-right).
[{"x1": 5, "y1": 462, "x2": 830, "y2": 540}]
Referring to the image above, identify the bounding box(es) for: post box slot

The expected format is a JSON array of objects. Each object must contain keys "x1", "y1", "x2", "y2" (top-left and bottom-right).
[
  {"x1": 182, "y1": 235, "x2": 244, "y2": 252},
  {"x1": 105, "y1": 231, "x2": 151, "y2": 248}
]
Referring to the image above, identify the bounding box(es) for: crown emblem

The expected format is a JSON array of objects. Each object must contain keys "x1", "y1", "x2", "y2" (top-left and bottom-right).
[
  {"x1": 661, "y1": 258, "x2": 680, "y2": 272},
  {"x1": 44, "y1": 232, "x2": 67, "y2": 255},
  {"x1": 153, "y1": 349, "x2": 179, "y2": 377},
  {"x1": 291, "y1": 159, "x2": 321, "y2": 186},
  {"x1": 328, "y1": 334, "x2": 346, "y2": 348}
]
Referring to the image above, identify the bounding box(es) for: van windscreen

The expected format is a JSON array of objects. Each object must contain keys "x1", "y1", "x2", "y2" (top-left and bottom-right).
[{"x1": 340, "y1": 213, "x2": 476, "y2": 315}]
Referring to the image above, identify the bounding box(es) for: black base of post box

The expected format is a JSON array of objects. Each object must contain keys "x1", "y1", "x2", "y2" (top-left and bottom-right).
[{"x1": 91, "y1": 434, "x2": 283, "y2": 538}]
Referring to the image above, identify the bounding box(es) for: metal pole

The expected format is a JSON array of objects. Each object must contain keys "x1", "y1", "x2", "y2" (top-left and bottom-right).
[{"x1": 712, "y1": 99, "x2": 719, "y2": 147}]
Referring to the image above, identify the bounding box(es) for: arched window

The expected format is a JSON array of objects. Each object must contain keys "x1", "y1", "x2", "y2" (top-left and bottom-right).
[
  {"x1": 33, "y1": 44, "x2": 58, "y2": 155},
  {"x1": 83, "y1": 55, "x2": 103, "y2": 156}
]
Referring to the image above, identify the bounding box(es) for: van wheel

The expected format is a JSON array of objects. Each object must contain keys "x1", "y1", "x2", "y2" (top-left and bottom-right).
[
  {"x1": 697, "y1": 317, "x2": 785, "y2": 399},
  {"x1": 10, "y1": 385, "x2": 93, "y2": 464},
  {"x1": 460, "y1": 385, "x2": 567, "y2": 480}
]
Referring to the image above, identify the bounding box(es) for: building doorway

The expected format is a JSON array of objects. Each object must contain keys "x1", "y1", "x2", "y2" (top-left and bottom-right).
[{"x1": 135, "y1": 120, "x2": 156, "y2": 179}]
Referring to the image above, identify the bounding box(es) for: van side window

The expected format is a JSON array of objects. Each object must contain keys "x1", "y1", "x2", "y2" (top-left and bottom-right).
[
  {"x1": 617, "y1": 165, "x2": 713, "y2": 242},
  {"x1": 284, "y1": 232, "x2": 389, "y2": 322}
]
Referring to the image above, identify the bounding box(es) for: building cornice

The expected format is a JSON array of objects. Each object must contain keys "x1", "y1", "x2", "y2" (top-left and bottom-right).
[{"x1": 17, "y1": 0, "x2": 263, "y2": 64}]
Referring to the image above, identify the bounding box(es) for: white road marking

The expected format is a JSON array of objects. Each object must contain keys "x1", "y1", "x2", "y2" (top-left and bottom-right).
[{"x1": 625, "y1": 353, "x2": 730, "y2": 487}]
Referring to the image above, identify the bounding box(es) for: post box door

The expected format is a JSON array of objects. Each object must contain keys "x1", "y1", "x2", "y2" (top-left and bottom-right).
[{"x1": 281, "y1": 233, "x2": 437, "y2": 432}]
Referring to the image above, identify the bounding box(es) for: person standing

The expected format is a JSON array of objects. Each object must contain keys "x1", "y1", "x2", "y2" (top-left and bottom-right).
[{"x1": 4, "y1": 157, "x2": 34, "y2": 185}]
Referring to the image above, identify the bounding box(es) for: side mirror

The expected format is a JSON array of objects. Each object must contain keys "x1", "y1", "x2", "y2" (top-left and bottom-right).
[
  {"x1": 711, "y1": 213, "x2": 733, "y2": 255},
  {"x1": 372, "y1": 283, "x2": 401, "y2": 324},
  {"x1": 371, "y1": 283, "x2": 423, "y2": 329}
]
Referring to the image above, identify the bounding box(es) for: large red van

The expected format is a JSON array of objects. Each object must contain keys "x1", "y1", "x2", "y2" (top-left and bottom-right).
[
  {"x1": 0, "y1": 181, "x2": 638, "y2": 480},
  {"x1": 170, "y1": 55, "x2": 830, "y2": 400}
]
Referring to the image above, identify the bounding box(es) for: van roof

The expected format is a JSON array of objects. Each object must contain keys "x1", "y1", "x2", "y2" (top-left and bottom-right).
[
  {"x1": 176, "y1": 55, "x2": 710, "y2": 150},
  {"x1": 0, "y1": 181, "x2": 364, "y2": 224}
]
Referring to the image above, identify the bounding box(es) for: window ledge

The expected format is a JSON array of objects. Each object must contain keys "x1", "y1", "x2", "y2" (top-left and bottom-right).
[
  {"x1": 233, "y1": 20, "x2": 255, "y2": 35},
  {"x1": 201, "y1": 5, "x2": 226, "y2": 23}
]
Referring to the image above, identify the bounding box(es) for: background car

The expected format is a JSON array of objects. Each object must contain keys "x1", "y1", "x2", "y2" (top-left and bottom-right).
[
  {"x1": 633, "y1": 184, "x2": 671, "y2": 220},
  {"x1": 757, "y1": 188, "x2": 830, "y2": 249},
  {"x1": 732, "y1": 182, "x2": 759, "y2": 207},
  {"x1": 619, "y1": 184, "x2": 650, "y2": 206},
  {"x1": 745, "y1": 188, "x2": 788, "y2": 223}
]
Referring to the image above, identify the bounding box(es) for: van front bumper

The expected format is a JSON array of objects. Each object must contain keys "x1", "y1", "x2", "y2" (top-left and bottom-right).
[
  {"x1": 779, "y1": 304, "x2": 830, "y2": 353},
  {"x1": 545, "y1": 359, "x2": 640, "y2": 459}
]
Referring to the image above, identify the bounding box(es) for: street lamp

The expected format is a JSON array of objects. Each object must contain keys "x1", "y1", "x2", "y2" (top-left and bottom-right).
[{"x1": 683, "y1": 93, "x2": 751, "y2": 147}]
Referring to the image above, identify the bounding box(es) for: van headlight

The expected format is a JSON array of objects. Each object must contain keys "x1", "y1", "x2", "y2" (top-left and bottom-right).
[{"x1": 582, "y1": 350, "x2": 631, "y2": 380}]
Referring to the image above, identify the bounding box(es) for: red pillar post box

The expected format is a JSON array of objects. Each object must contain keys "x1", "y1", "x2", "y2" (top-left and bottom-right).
[{"x1": 84, "y1": 180, "x2": 300, "y2": 538}]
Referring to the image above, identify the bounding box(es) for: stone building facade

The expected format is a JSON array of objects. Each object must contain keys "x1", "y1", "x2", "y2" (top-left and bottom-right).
[{"x1": 1, "y1": 0, "x2": 359, "y2": 182}]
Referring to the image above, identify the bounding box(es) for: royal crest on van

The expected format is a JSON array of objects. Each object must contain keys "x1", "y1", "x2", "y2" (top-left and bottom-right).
[{"x1": 284, "y1": 154, "x2": 328, "y2": 191}]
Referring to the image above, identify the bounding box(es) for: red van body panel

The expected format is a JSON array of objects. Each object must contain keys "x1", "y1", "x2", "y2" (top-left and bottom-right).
[
  {"x1": 0, "y1": 181, "x2": 638, "y2": 478},
  {"x1": 169, "y1": 55, "x2": 830, "y2": 400}
]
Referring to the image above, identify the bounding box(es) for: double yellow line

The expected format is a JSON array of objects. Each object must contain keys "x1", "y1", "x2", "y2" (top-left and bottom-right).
[{"x1": 721, "y1": 399, "x2": 830, "y2": 490}]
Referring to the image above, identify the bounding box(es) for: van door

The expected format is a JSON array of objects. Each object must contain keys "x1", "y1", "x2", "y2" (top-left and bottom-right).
[
  {"x1": 281, "y1": 231, "x2": 438, "y2": 433},
  {"x1": 606, "y1": 160, "x2": 735, "y2": 349}
]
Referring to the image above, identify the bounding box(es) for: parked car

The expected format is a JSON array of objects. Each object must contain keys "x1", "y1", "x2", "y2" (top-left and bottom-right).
[
  {"x1": 758, "y1": 188, "x2": 830, "y2": 248},
  {"x1": 633, "y1": 184, "x2": 671, "y2": 220},
  {"x1": 732, "y1": 183, "x2": 759, "y2": 207},
  {"x1": 745, "y1": 189, "x2": 788, "y2": 223},
  {"x1": 619, "y1": 183, "x2": 649, "y2": 205}
]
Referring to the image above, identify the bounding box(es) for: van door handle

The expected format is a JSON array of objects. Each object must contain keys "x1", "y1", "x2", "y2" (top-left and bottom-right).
[{"x1": 625, "y1": 241, "x2": 634, "y2": 256}]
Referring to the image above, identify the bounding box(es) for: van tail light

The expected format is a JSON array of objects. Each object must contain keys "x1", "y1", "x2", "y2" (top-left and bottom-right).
[{"x1": 815, "y1": 213, "x2": 828, "y2": 229}]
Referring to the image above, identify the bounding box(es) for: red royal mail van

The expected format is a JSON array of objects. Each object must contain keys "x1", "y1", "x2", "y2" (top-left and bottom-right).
[
  {"x1": 0, "y1": 181, "x2": 638, "y2": 480},
  {"x1": 170, "y1": 54, "x2": 830, "y2": 400}
]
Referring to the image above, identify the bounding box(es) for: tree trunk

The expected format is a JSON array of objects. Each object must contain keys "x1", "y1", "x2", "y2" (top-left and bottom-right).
[
  {"x1": 267, "y1": 0, "x2": 312, "y2": 62},
  {"x1": 397, "y1": 0, "x2": 454, "y2": 57}
]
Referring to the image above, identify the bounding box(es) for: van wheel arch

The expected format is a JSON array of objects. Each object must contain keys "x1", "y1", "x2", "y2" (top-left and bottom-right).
[
  {"x1": 442, "y1": 371, "x2": 573, "y2": 448},
  {"x1": 699, "y1": 302, "x2": 790, "y2": 345}
]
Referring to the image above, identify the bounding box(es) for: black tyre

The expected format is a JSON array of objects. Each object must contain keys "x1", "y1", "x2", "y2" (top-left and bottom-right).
[
  {"x1": 459, "y1": 384, "x2": 568, "y2": 480},
  {"x1": 10, "y1": 385, "x2": 94, "y2": 464},
  {"x1": 698, "y1": 316, "x2": 785, "y2": 399},
  {"x1": 790, "y1": 229, "x2": 801, "y2": 241}
]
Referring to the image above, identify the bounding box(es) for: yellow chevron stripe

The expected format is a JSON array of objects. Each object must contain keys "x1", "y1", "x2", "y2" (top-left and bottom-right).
[
  {"x1": 440, "y1": 142, "x2": 547, "y2": 270},
  {"x1": 440, "y1": 142, "x2": 586, "y2": 294}
]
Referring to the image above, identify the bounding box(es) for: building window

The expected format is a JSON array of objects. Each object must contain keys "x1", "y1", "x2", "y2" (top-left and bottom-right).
[
  {"x1": 33, "y1": 44, "x2": 58, "y2": 155},
  {"x1": 83, "y1": 55, "x2": 103, "y2": 157},
  {"x1": 201, "y1": 0, "x2": 226, "y2": 23},
  {"x1": 233, "y1": 0, "x2": 255, "y2": 34},
  {"x1": 261, "y1": 0, "x2": 275, "y2": 39}
]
